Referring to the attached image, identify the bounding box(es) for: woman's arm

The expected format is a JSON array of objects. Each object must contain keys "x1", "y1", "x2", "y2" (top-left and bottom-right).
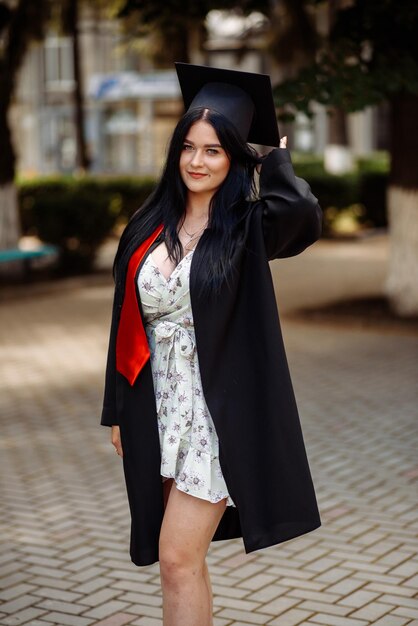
[{"x1": 259, "y1": 139, "x2": 322, "y2": 260}]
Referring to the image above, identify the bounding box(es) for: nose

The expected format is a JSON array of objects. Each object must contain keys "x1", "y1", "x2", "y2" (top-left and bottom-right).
[{"x1": 190, "y1": 148, "x2": 204, "y2": 167}]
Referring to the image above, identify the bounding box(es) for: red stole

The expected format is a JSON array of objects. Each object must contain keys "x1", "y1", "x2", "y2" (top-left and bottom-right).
[{"x1": 116, "y1": 223, "x2": 164, "y2": 386}]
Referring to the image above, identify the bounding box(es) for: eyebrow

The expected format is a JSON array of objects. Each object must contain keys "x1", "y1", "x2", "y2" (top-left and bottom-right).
[{"x1": 184, "y1": 140, "x2": 223, "y2": 148}]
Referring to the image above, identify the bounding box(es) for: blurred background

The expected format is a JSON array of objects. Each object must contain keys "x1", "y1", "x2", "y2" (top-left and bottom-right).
[
  {"x1": 0, "y1": 2, "x2": 417, "y2": 626},
  {"x1": 0, "y1": 0, "x2": 417, "y2": 316}
]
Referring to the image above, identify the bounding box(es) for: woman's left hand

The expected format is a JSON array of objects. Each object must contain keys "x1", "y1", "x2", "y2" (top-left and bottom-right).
[
  {"x1": 111, "y1": 425, "x2": 123, "y2": 457},
  {"x1": 256, "y1": 136, "x2": 288, "y2": 174}
]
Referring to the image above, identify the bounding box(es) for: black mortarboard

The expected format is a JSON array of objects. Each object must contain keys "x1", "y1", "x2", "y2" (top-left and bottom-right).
[{"x1": 175, "y1": 62, "x2": 280, "y2": 147}]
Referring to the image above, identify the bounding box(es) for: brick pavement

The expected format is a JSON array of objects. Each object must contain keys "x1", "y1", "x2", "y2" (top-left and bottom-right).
[{"x1": 1, "y1": 236, "x2": 417, "y2": 626}]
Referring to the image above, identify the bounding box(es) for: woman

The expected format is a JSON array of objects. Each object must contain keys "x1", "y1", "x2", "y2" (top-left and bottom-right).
[{"x1": 101, "y1": 64, "x2": 322, "y2": 625}]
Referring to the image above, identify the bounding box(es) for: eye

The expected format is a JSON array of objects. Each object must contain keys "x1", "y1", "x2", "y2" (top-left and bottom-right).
[
  {"x1": 182, "y1": 143, "x2": 194, "y2": 151},
  {"x1": 206, "y1": 148, "x2": 219, "y2": 155}
]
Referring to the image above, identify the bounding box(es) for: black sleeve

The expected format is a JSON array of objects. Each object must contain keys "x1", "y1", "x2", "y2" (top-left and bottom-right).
[
  {"x1": 259, "y1": 147, "x2": 323, "y2": 260},
  {"x1": 100, "y1": 286, "x2": 122, "y2": 427}
]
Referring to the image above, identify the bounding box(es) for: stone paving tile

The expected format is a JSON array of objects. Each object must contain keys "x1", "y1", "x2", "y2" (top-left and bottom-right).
[
  {"x1": 214, "y1": 607, "x2": 267, "y2": 624},
  {"x1": 69, "y1": 567, "x2": 108, "y2": 584},
  {"x1": 0, "y1": 575, "x2": 28, "y2": 593},
  {"x1": 393, "y1": 606, "x2": 418, "y2": 620},
  {"x1": 212, "y1": 584, "x2": 249, "y2": 599},
  {"x1": 110, "y1": 582, "x2": 161, "y2": 595},
  {"x1": 297, "y1": 600, "x2": 352, "y2": 617},
  {"x1": 68, "y1": 578, "x2": 113, "y2": 595},
  {"x1": 337, "y1": 589, "x2": 380, "y2": 607},
  {"x1": 255, "y1": 595, "x2": 300, "y2": 616},
  {"x1": 213, "y1": 596, "x2": 262, "y2": 612},
  {"x1": 40, "y1": 613, "x2": 95, "y2": 625},
  {"x1": 31, "y1": 587, "x2": 83, "y2": 602},
  {"x1": 82, "y1": 601, "x2": 133, "y2": 620},
  {"x1": 372, "y1": 617, "x2": 411, "y2": 626},
  {"x1": 0, "y1": 594, "x2": 40, "y2": 614},
  {"x1": 130, "y1": 618, "x2": 163, "y2": 626},
  {"x1": 78, "y1": 589, "x2": 123, "y2": 607},
  {"x1": 266, "y1": 608, "x2": 315, "y2": 625},
  {"x1": 246, "y1": 584, "x2": 291, "y2": 603},
  {"x1": 1, "y1": 236, "x2": 418, "y2": 626},
  {"x1": 0, "y1": 607, "x2": 47, "y2": 625},
  {"x1": 92, "y1": 614, "x2": 136, "y2": 626},
  {"x1": 119, "y1": 595, "x2": 162, "y2": 610},
  {"x1": 34, "y1": 599, "x2": 90, "y2": 615},
  {"x1": 308, "y1": 615, "x2": 368, "y2": 626},
  {"x1": 0, "y1": 584, "x2": 37, "y2": 602},
  {"x1": 124, "y1": 604, "x2": 162, "y2": 619},
  {"x1": 10, "y1": 621, "x2": 54, "y2": 626},
  {"x1": 349, "y1": 601, "x2": 394, "y2": 621},
  {"x1": 238, "y1": 573, "x2": 278, "y2": 591}
]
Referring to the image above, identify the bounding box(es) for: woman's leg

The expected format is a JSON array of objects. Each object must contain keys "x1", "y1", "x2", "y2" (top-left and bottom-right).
[{"x1": 159, "y1": 480, "x2": 226, "y2": 626}]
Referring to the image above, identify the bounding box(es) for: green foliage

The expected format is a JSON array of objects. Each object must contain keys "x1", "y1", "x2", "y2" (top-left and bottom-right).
[
  {"x1": 273, "y1": 0, "x2": 418, "y2": 115},
  {"x1": 118, "y1": 0, "x2": 269, "y2": 20},
  {"x1": 93, "y1": 176, "x2": 156, "y2": 219},
  {"x1": 117, "y1": 0, "x2": 271, "y2": 63},
  {"x1": 356, "y1": 151, "x2": 390, "y2": 173},
  {"x1": 18, "y1": 176, "x2": 156, "y2": 274},
  {"x1": 292, "y1": 153, "x2": 389, "y2": 233}
]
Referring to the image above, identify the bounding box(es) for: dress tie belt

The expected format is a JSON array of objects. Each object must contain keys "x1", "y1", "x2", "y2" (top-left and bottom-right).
[
  {"x1": 150, "y1": 320, "x2": 195, "y2": 414},
  {"x1": 154, "y1": 320, "x2": 195, "y2": 358}
]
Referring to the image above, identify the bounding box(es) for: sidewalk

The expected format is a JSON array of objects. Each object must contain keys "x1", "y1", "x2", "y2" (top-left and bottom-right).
[{"x1": 1, "y1": 234, "x2": 417, "y2": 626}]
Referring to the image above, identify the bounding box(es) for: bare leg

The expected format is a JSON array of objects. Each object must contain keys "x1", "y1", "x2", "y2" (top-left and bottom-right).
[
  {"x1": 159, "y1": 480, "x2": 226, "y2": 626},
  {"x1": 203, "y1": 560, "x2": 213, "y2": 617}
]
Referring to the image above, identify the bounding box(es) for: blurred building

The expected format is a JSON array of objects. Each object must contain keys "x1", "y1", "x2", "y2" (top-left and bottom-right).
[
  {"x1": 11, "y1": 8, "x2": 389, "y2": 177},
  {"x1": 12, "y1": 10, "x2": 183, "y2": 177}
]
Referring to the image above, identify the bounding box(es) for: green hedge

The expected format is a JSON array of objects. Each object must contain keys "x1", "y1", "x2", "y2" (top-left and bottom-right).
[
  {"x1": 18, "y1": 176, "x2": 156, "y2": 273},
  {"x1": 293, "y1": 153, "x2": 389, "y2": 233},
  {"x1": 18, "y1": 154, "x2": 388, "y2": 274}
]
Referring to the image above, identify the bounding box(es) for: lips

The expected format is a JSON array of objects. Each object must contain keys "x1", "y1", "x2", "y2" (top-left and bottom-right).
[{"x1": 188, "y1": 172, "x2": 208, "y2": 179}]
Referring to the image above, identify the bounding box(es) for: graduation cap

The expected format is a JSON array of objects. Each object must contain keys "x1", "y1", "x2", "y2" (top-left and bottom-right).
[{"x1": 175, "y1": 62, "x2": 280, "y2": 147}]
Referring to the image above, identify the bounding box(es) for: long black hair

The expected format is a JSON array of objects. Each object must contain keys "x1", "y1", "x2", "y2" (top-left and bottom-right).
[{"x1": 113, "y1": 106, "x2": 262, "y2": 296}]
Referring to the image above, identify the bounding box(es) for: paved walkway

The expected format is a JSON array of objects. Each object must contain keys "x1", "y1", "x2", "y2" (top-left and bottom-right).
[{"x1": 1, "y1": 234, "x2": 417, "y2": 626}]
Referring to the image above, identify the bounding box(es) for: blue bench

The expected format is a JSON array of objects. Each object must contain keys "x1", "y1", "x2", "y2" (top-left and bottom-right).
[{"x1": 0, "y1": 244, "x2": 59, "y2": 277}]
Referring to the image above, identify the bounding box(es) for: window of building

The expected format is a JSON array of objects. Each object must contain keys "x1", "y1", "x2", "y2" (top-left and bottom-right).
[{"x1": 43, "y1": 36, "x2": 74, "y2": 92}]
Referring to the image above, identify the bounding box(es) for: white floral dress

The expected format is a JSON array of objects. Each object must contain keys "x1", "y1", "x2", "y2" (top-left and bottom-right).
[{"x1": 137, "y1": 246, "x2": 235, "y2": 507}]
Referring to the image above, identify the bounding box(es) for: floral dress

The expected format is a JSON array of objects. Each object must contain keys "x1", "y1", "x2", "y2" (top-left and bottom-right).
[{"x1": 137, "y1": 246, "x2": 235, "y2": 507}]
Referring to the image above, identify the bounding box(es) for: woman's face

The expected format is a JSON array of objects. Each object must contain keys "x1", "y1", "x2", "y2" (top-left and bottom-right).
[{"x1": 179, "y1": 120, "x2": 231, "y2": 199}]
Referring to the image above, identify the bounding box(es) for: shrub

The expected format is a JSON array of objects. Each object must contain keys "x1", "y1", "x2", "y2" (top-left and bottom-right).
[
  {"x1": 292, "y1": 152, "x2": 389, "y2": 235},
  {"x1": 18, "y1": 176, "x2": 156, "y2": 274}
]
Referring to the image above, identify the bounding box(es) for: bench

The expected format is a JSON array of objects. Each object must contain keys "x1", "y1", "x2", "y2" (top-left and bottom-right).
[{"x1": 0, "y1": 244, "x2": 59, "y2": 278}]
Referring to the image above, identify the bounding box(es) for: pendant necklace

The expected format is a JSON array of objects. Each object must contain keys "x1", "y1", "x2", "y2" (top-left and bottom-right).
[{"x1": 181, "y1": 220, "x2": 208, "y2": 252}]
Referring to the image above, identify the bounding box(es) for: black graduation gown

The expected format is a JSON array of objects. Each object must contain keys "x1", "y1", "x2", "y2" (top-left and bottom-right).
[{"x1": 101, "y1": 147, "x2": 323, "y2": 567}]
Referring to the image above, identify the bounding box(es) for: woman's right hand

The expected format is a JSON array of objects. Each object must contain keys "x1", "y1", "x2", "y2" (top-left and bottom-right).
[{"x1": 111, "y1": 425, "x2": 123, "y2": 457}]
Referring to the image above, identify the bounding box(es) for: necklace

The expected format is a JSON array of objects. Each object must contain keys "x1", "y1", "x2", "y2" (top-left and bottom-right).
[
  {"x1": 180, "y1": 220, "x2": 208, "y2": 251},
  {"x1": 181, "y1": 221, "x2": 208, "y2": 239}
]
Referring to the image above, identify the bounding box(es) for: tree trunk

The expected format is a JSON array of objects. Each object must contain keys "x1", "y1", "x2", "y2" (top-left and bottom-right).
[
  {"x1": 67, "y1": 0, "x2": 90, "y2": 171},
  {"x1": 324, "y1": 1, "x2": 353, "y2": 175},
  {"x1": 0, "y1": 81, "x2": 20, "y2": 249},
  {"x1": 0, "y1": 183, "x2": 20, "y2": 249},
  {"x1": 324, "y1": 106, "x2": 354, "y2": 174},
  {"x1": 328, "y1": 106, "x2": 348, "y2": 145},
  {"x1": 0, "y1": 0, "x2": 47, "y2": 279},
  {"x1": 0, "y1": 183, "x2": 22, "y2": 278},
  {"x1": 385, "y1": 93, "x2": 418, "y2": 315}
]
